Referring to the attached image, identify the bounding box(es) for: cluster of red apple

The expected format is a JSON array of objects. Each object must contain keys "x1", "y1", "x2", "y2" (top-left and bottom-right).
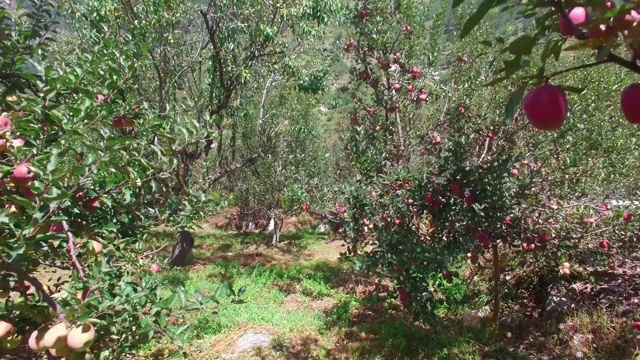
[
  {"x1": 522, "y1": 81, "x2": 640, "y2": 131},
  {"x1": 558, "y1": 1, "x2": 639, "y2": 42},
  {"x1": 343, "y1": 21, "x2": 435, "y2": 120},
  {"x1": 0, "y1": 319, "x2": 96, "y2": 358},
  {"x1": 522, "y1": 2, "x2": 640, "y2": 131}
]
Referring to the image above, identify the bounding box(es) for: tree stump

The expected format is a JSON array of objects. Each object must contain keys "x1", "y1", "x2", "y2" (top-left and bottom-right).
[{"x1": 169, "y1": 230, "x2": 194, "y2": 267}]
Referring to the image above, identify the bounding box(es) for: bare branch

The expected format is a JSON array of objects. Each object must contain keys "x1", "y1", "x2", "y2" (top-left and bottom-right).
[
  {"x1": 547, "y1": 58, "x2": 611, "y2": 79},
  {"x1": 138, "y1": 243, "x2": 171, "y2": 260},
  {"x1": 62, "y1": 221, "x2": 88, "y2": 284}
]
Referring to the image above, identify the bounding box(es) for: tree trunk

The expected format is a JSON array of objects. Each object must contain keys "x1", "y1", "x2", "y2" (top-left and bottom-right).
[
  {"x1": 492, "y1": 242, "x2": 501, "y2": 323},
  {"x1": 272, "y1": 218, "x2": 280, "y2": 246}
]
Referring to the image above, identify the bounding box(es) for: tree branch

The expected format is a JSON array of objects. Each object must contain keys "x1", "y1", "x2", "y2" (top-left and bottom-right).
[
  {"x1": 607, "y1": 51, "x2": 640, "y2": 74},
  {"x1": 547, "y1": 58, "x2": 612, "y2": 79},
  {"x1": 62, "y1": 221, "x2": 88, "y2": 284},
  {"x1": 206, "y1": 151, "x2": 264, "y2": 189},
  {"x1": 138, "y1": 243, "x2": 171, "y2": 260},
  {"x1": 0, "y1": 261, "x2": 66, "y2": 323}
]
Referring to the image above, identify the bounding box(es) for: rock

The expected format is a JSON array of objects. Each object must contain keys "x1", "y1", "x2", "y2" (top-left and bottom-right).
[
  {"x1": 572, "y1": 333, "x2": 592, "y2": 358},
  {"x1": 499, "y1": 313, "x2": 523, "y2": 328},
  {"x1": 544, "y1": 295, "x2": 575, "y2": 320},
  {"x1": 316, "y1": 223, "x2": 329, "y2": 234},
  {"x1": 230, "y1": 333, "x2": 272, "y2": 357},
  {"x1": 461, "y1": 310, "x2": 485, "y2": 328}
]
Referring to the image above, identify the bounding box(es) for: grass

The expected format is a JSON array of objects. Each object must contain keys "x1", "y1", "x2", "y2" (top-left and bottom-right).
[{"x1": 138, "y1": 228, "x2": 640, "y2": 360}]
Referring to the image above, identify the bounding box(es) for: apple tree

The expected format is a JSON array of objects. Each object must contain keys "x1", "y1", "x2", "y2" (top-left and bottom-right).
[
  {"x1": 332, "y1": 0, "x2": 640, "y2": 325},
  {"x1": 0, "y1": 1, "x2": 216, "y2": 359}
]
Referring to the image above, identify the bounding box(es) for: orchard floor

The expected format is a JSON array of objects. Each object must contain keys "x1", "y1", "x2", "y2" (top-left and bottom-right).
[{"x1": 140, "y1": 227, "x2": 640, "y2": 360}]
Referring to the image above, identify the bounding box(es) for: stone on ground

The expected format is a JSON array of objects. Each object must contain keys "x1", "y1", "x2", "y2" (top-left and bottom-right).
[{"x1": 229, "y1": 332, "x2": 272, "y2": 357}]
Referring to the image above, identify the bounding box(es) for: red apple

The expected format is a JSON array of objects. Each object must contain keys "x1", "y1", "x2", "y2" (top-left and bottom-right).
[
  {"x1": 559, "y1": 7, "x2": 588, "y2": 37},
  {"x1": 112, "y1": 116, "x2": 135, "y2": 129},
  {"x1": 49, "y1": 223, "x2": 65, "y2": 234},
  {"x1": 0, "y1": 116, "x2": 12, "y2": 136},
  {"x1": 468, "y1": 252, "x2": 478, "y2": 265},
  {"x1": 537, "y1": 232, "x2": 549, "y2": 245},
  {"x1": 623, "y1": 212, "x2": 633, "y2": 222},
  {"x1": 11, "y1": 138, "x2": 24, "y2": 148},
  {"x1": 442, "y1": 269, "x2": 453, "y2": 283},
  {"x1": 408, "y1": 66, "x2": 421, "y2": 80},
  {"x1": 451, "y1": 181, "x2": 464, "y2": 198},
  {"x1": 522, "y1": 84, "x2": 567, "y2": 131},
  {"x1": 598, "y1": 239, "x2": 610, "y2": 249},
  {"x1": 621, "y1": 83, "x2": 640, "y2": 124},
  {"x1": 150, "y1": 263, "x2": 161, "y2": 273},
  {"x1": 360, "y1": 70, "x2": 372, "y2": 82},
  {"x1": 398, "y1": 288, "x2": 411, "y2": 305},
  {"x1": 84, "y1": 198, "x2": 100, "y2": 210},
  {"x1": 11, "y1": 163, "x2": 35, "y2": 185},
  {"x1": 432, "y1": 133, "x2": 441, "y2": 146},
  {"x1": 392, "y1": 82, "x2": 402, "y2": 91},
  {"x1": 357, "y1": 8, "x2": 370, "y2": 20},
  {"x1": 19, "y1": 186, "x2": 35, "y2": 200},
  {"x1": 477, "y1": 230, "x2": 490, "y2": 243},
  {"x1": 464, "y1": 195, "x2": 475, "y2": 206}
]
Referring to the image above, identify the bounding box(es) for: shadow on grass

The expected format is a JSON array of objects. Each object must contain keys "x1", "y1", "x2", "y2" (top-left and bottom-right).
[{"x1": 242, "y1": 260, "x2": 532, "y2": 360}]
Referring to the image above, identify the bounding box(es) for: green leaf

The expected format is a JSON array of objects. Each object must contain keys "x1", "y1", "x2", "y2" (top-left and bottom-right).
[
  {"x1": 452, "y1": 0, "x2": 466, "y2": 9},
  {"x1": 46, "y1": 153, "x2": 58, "y2": 173},
  {"x1": 237, "y1": 285, "x2": 247, "y2": 297},
  {"x1": 559, "y1": 85, "x2": 585, "y2": 94},
  {"x1": 214, "y1": 283, "x2": 228, "y2": 299},
  {"x1": 460, "y1": 0, "x2": 499, "y2": 40},
  {"x1": 563, "y1": 38, "x2": 607, "y2": 52},
  {"x1": 504, "y1": 83, "x2": 527, "y2": 125},
  {"x1": 507, "y1": 35, "x2": 537, "y2": 56}
]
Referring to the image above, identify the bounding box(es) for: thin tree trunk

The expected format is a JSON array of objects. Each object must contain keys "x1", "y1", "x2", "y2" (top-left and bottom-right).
[
  {"x1": 272, "y1": 218, "x2": 279, "y2": 246},
  {"x1": 492, "y1": 242, "x2": 501, "y2": 323}
]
